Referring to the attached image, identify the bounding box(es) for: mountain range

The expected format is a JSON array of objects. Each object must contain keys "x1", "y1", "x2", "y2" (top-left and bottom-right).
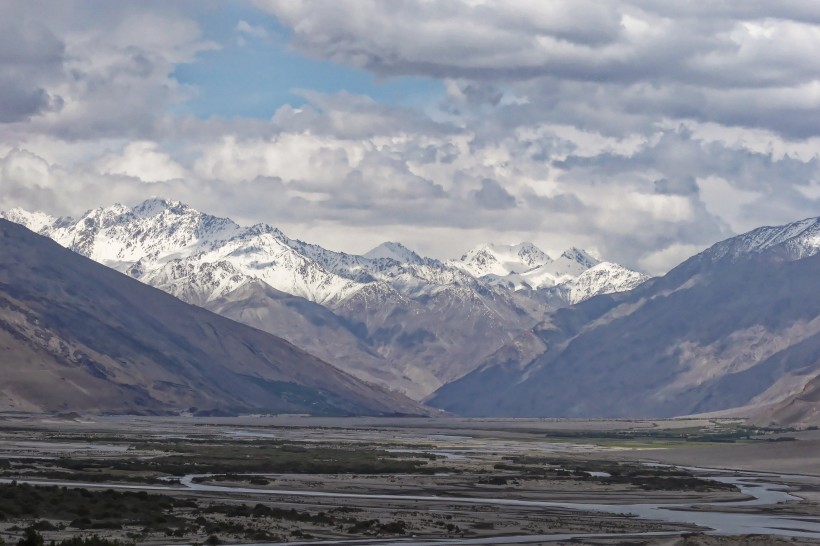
[
  {"x1": 0, "y1": 219, "x2": 424, "y2": 416},
  {"x1": 429, "y1": 217, "x2": 820, "y2": 425},
  {"x1": 1, "y1": 199, "x2": 646, "y2": 399},
  {"x1": 4, "y1": 200, "x2": 819, "y2": 426}
]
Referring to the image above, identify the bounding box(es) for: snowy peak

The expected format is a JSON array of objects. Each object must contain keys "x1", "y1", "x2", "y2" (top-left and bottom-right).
[
  {"x1": 523, "y1": 247, "x2": 601, "y2": 287},
  {"x1": 559, "y1": 247, "x2": 600, "y2": 269},
  {"x1": 50, "y1": 200, "x2": 244, "y2": 268},
  {"x1": 1, "y1": 199, "x2": 361, "y2": 305},
  {"x1": 568, "y1": 262, "x2": 649, "y2": 304},
  {"x1": 132, "y1": 197, "x2": 188, "y2": 217},
  {"x1": 704, "y1": 216, "x2": 820, "y2": 263},
  {"x1": 363, "y1": 242, "x2": 424, "y2": 264},
  {"x1": 247, "y1": 222, "x2": 288, "y2": 241},
  {"x1": 454, "y1": 242, "x2": 603, "y2": 280},
  {"x1": 448, "y1": 240, "x2": 647, "y2": 300},
  {"x1": 454, "y1": 242, "x2": 551, "y2": 277},
  {"x1": 508, "y1": 242, "x2": 552, "y2": 269},
  {"x1": 2, "y1": 199, "x2": 650, "y2": 309},
  {"x1": 0, "y1": 208, "x2": 58, "y2": 233}
]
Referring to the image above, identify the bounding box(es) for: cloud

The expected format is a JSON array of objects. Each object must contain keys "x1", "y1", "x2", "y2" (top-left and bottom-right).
[
  {"x1": 0, "y1": 18, "x2": 65, "y2": 122},
  {"x1": 236, "y1": 20, "x2": 270, "y2": 41},
  {"x1": 0, "y1": 79, "x2": 58, "y2": 123},
  {"x1": 472, "y1": 179, "x2": 516, "y2": 210},
  {"x1": 257, "y1": 1, "x2": 820, "y2": 87},
  {"x1": 96, "y1": 141, "x2": 187, "y2": 182},
  {"x1": 257, "y1": 1, "x2": 820, "y2": 138},
  {"x1": 0, "y1": 1, "x2": 216, "y2": 141},
  {"x1": 654, "y1": 176, "x2": 699, "y2": 196},
  {"x1": 445, "y1": 80, "x2": 504, "y2": 107},
  {"x1": 638, "y1": 243, "x2": 710, "y2": 275},
  {"x1": 1, "y1": 1, "x2": 819, "y2": 275}
]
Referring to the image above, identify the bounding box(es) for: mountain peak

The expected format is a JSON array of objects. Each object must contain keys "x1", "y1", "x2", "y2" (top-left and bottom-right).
[
  {"x1": 704, "y1": 216, "x2": 820, "y2": 263},
  {"x1": 0, "y1": 218, "x2": 424, "y2": 416},
  {"x1": 567, "y1": 261, "x2": 649, "y2": 303},
  {"x1": 132, "y1": 198, "x2": 189, "y2": 217},
  {"x1": 248, "y1": 222, "x2": 288, "y2": 240},
  {"x1": 512, "y1": 242, "x2": 551, "y2": 268},
  {"x1": 363, "y1": 242, "x2": 423, "y2": 263},
  {"x1": 559, "y1": 247, "x2": 600, "y2": 268},
  {"x1": 455, "y1": 242, "x2": 551, "y2": 277},
  {"x1": 0, "y1": 207, "x2": 57, "y2": 233},
  {"x1": 3, "y1": 197, "x2": 649, "y2": 311}
]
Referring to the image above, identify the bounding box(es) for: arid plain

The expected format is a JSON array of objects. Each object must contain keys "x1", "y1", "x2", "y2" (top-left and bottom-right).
[{"x1": 1, "y1": 413, "x2": 819, "y2": 545}]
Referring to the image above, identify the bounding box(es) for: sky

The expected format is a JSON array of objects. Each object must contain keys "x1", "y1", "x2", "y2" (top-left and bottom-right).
[{"x1": 1, "y1": 1, "x2": 819, "y2": 274}]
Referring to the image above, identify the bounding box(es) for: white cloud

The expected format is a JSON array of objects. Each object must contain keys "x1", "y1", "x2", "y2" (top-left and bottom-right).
[
  {"x1": 0, "y1": 1, "x2": 216, "y2": 142},
  {"x1": 1, "y1": 1, "x2": 819, "y2": 274},
  {"x1": 697, "y1": 176, "x2": 762, "y2": 233},
  {"x1": 96, "y1": 141, "x2": 187, "y2": 182},
  {"x1": 257, "y1": 0, "x2": 820, "y2": 137},
  {"x1": 236, "y1": 20, "x2": 269, "y2": 40},
  {"x1": 638, "y1": 243, "x2": 709, "y2": 275}
]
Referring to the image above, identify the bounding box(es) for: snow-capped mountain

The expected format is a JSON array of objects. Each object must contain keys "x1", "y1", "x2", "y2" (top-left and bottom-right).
[
  {"x1": 702, "y1": 217, "x2": 820, "y2": 262},
  {"x1": 567, "y1": 262, "x2": 649, "y2": 304},
  {"x1": 430, "y1": 214, "x2": 820, "y2": 419},
  {"x1": 452, "y1": 242, "x2": 550, "y2": 277},
  {"x1": 363, "y1": 242, "x2": 424, "y2": 264},
  {"x1": 2, "y1": 200, "x2": 646, "y2": 308},
  {"x1": 513, "y1": 248, "x2": 600, "y2": 289},
  {"x1": 451, "y1": 242, "x2": 647, "y2": 298},
  {"x1": 135, "y1": 260, "x2": 250, "y2": 307},
  {"x1": 1, "y1": 199, "x2": 650, "y2": 399},
  {"x1": 0, "y1": 218, "x2": 424, "y2": 416},
  {"x1": 4, "y1": 200, "x2": 363, "y2": 305}
]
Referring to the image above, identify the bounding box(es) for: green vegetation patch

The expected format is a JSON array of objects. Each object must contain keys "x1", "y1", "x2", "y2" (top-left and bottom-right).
[
  {"x1": 41, "y1": 443, "x2": 446, "y2": 477},
  {"x1": 491, "y1": 457, "x2": 738, "y2": 492},
  {"x1": 539, "y1": 424, "x2": 798, "y2": 447},
  {"x1": 0, "y1": 482, "x2": 192, "y2": 528}
]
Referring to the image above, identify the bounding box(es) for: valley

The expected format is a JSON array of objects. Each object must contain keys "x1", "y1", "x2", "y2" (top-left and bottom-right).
[
  {"x1": 2, "y1": 202, "x2": 820, "y2": 546},
  {"x1": 0, "y1": 414, "x2": 818, "y2": 545},
  {"x1": 2, "y1": 3, "x2": 819, "y2": 545},
  {"x1": 3, "y1": 204, "x2": 820, "y2": 423}
]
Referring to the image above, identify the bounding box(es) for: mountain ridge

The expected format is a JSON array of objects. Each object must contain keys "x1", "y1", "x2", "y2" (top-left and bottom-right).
[
  {"x1": 429, "y1": 215, "x2": 820, "y2": 422},
  {"x1": 0, "y1": 219, "x2": 426, "y2": 416},
  {"x1": 1, "y1": 200, "x2": 645, "y2": 307},
  {"x1": 1, "y1": 199, "x2": 649, "y2": 399}
]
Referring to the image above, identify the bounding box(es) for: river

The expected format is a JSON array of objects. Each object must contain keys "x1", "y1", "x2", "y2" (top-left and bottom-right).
[
  {"x1": 177, "y1": 465, "x2": 820, "y2": 543},
  {"x1": 4, "y1": 465, "x2": 820, "y2": 544}
]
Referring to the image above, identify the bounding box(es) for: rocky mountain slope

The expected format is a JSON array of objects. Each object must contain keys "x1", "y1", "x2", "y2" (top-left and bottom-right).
[
  {"x1": 0, "y1": 219, "x2": 426, "y2": 416},
  {"x1": 429, "y1": 217, "x2": 820, "y2": 421},
  {"x1": 752, "y1": 371, "x2": 820, "y2": 427},
  {"x1": 1, "y1": 200, "x2": 647, "y2": 398}
]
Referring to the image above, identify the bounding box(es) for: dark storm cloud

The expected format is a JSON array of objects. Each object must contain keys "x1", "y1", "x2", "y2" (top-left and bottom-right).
[
  {"x1": 0, "y1": 19, "x2": 65, "y2": 122},
  {"x1": 472, "y1": 179, "x2": 516, "y2": 210},
  {"x1": 654, "y1": 177, "x2": 699, "y2": 196},
  {"x1": 0, "y1": 79, "x2": 56, "y2": 123}
]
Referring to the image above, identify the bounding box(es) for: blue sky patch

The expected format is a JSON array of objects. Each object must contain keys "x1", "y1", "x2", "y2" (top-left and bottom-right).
[{"x1": 172, "y1": 4, "x2": 442, "y2": 119}]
